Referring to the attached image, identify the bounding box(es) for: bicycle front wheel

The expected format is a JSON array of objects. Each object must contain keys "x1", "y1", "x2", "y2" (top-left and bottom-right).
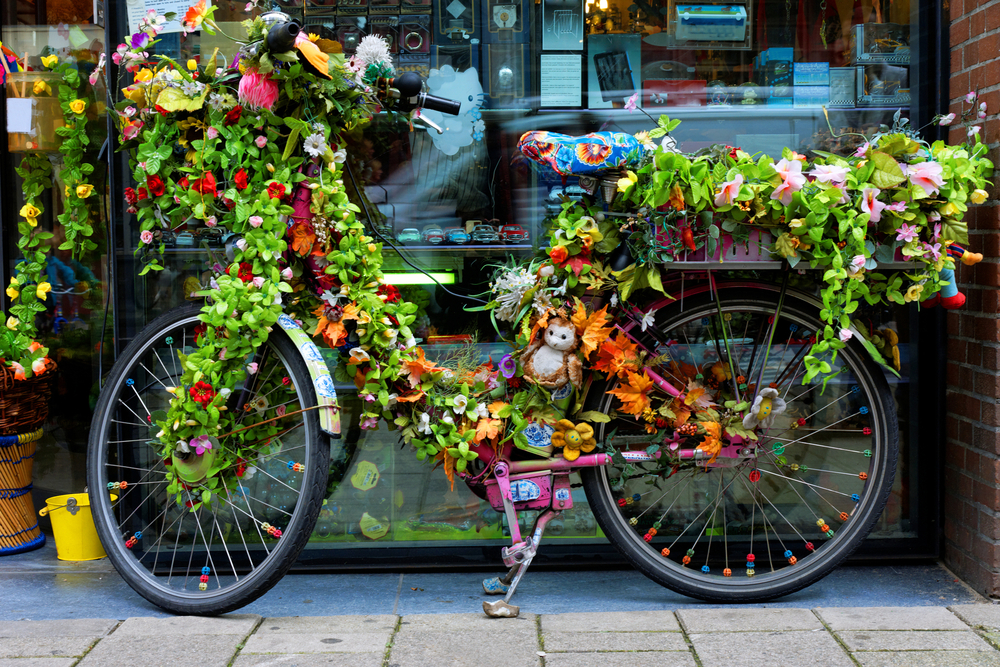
[
  {"x1": 87, "y1": 305, "x2": 330, "y2": 615},
  {"x1": 582, "y1": 289, "x2": 898, "y2": 602}
]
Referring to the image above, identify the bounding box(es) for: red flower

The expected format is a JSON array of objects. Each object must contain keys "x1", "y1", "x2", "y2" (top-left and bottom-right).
[
  {"x1": 192, "y1": 172, "x2": 216, "y2": 195},
  {"x1": 154, "y1": 105, "x2": 170, "y2": 116},
  {"x1": 726, "y1": 145, "x2": 741, "y2": 160},
  {"x1": 189, "y1": 380, "x2": 216, "y2": 407},
  {"x1": 233, "y1": 169, "x2": 249, "y2": 190},
  {"x1": 266, "y1": 181, "x2": 286, "y2": 200},
  {"x1": 222, "y1": 197, "x2": 235, "y2": 210},
  {"x1": 124, "y1": 187, "x2": 137, "y2": 205},
  {"x1": 136, "y1": 187, "x2": 148, "y2": 201},
  {"x1": 193, "y1": 322, "x2": 207, "y2": 342},
  {"x1": 229, "y1": 262, "x2": 254, "y2": 282},
  {"x1": 178, "y1": 176, "x2": 190, "y2": 189},
  {"x1": 376, "y1": 284, "x2": 401, "y2": 303},
  {"x1": 224, "y1": 105, "x2": 243, "y2": 126},
  {"x1": 146, "y1": 175, "x2": 165, "y2": 197}
]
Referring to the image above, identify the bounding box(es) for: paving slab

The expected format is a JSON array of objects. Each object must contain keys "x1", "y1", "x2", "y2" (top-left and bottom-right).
[
  {"x1": 951, "y1": 605, "x2": 1000, "y2": 630},
  {"x1": 541, "y1": 610, "x2": 680, "y2": 632},
  {"x1": 388, "y1": 629, "x2": 540, "y2": 667},
  {"x1": 678, "y1": 608, "x2": 823, "y2": 633},
  {"x1": 0, "y1": 660, "x2": 78, "y2": 667},
  {"x1": 76, "y1": 634, "x2": 243, "y2": 667},
  {"x1": 543, "y1": 653, "x2": 697, "y2": 667},
  {"x1": 233, "y1": 654, "x2": 385, "y2": 667},
  {"x1": 240, "y1": 632, "x2": 391, "y2": 654},
  {"x1": 837, "y1": 630, "x2": 992, "y2": 651},
  {"x1": 0, "y1": 637, "x2": 97, "y2": 659},
  {"x1": 396, "y1": 612, "x2": 537, "y2": 633},
  {"x1": 687, "y1": 631, "x2": 854, "y2": 667},
  {"x1": 0, "y1": 619, "x2": 117, "y2": 638},
  {"x1": 253, "y1": 615, "x2": 397, "y2": 634},
  {"x1": 543, "y1": 630, "x2": 688, "y2": 652},
  {"x1": 853, "y1": 651, "x2": 1000, "y2": 667},
  {"x1": 113, "y1": 614, "x2": 261, "y2": 636},
  {"x1": 817, "y1": 607, "x2": 969, "y2": 631}
]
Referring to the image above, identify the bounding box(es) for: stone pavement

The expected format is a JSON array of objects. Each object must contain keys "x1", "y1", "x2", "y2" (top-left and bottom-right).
[{"x1": 7, "y1": 606, "x2": 1000, "y2": 667}]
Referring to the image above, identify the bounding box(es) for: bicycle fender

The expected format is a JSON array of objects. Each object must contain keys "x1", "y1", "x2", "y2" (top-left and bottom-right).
[{"x1": 275, "y1": 313, "x2": 341, "y2": 438}]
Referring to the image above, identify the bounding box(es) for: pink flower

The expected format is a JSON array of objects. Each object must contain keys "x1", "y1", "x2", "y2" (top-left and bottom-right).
[
  {"x1": 247, "y1": 362, "x2": 258, "y2": 374},
  {"x1": 206, "y1": 126, "x2": 218, "y2": 140},
  {"x1": 928, "y1": 211, "x2": 941, "y2": 222},
  {"x1": 219, "y1": 347, "x2": 227, "y2": 360},
  {"x1": 360, "y1": 416, "x2": 379, "y2": 430},
  {"x1": 933, "y1": 223, "x2": 942, "y2": 240},
  {"x1": 123, "y1": 106, "x2": 136, "y2": 117},
  {"x1": 190, "y1": 435, "x2": 213, "y2": 456},
  {"x1": 140, "y1": 230, "x2": 153, "y2": 244},
  {"x1": 968, "y1": 125, "x2": 981, "y2": 138},
  {"x1": 714, "y1": 174, "x2": 743, "y2": 207},
  {"x1": 205, "y1": 216, "x2": 217, "y2": 228},
  {"x1": 885, "y1": 201, "x2": 907, "y2": 212},
  {"x1": 237, "y1": 68, "x2": 280, "y2": 111},
  {"x1": 236, "y1": 238, "x2": 247, "y2": 251},
  {"x1": 967, "y1": 91, "x2": 978, "y2": 103},
  {"x1": 252, "y1": 276, "x2": 265, "y2": 288},
  {"x1": 938, "y1": 113, "x2": 955, "y2": 126},
  {"x1": 276, "y1": 405, "x2": 286, "y2": 417},
  {"x1": 281, "y1": 267, "x2": 293, "y2": 280},
  {"x1": 896, "y1": 223, "x2": 919, "y2": 243},
  {"x1": 624, "y1": 92, "x2": 638, "y2": 111},
  {"x1": 770, "y1": 158, "x2": 806, "y2": 206},
  {"x1": 249, "y1": 215, "x2": 263, "y2": 228},
  {"x1": 809, "y1": 164, "x2": 849, "y2": 184},
  {"x1": 907, "y1": 161, "x2": 944, "y2": 196},
  {"x1": 925, "y1": 242, "x2": 942, "y2": 261},
  {"x1": 122, "y1": 121, "x2": 143, "y2": 140},
  {"x1": 839, "y1": 328, "x2": 853, "y2": 342},
  {"x1": 851, "y1": 255, "x2": 866, "y2": 271},
  {"x1": 860, "y1": 187, "x2": 887, "y2": 223},
  {"x1": 255, "y1": 136, "x2": 267, "y2": 148},
  {"x1": 854, "y1": 142, "x2": 870, "y2": 157}
]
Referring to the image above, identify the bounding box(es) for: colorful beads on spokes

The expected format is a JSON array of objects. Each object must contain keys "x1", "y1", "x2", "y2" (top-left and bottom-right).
[
  {"x1": 260, "y1": 522, "x2": 283, "y2": 538},
  {"x1": 125, "y1": 531, "x2": 142, "y2": 549},
  {"x1": 107, "y1": 481, "x2": 128, "y2": 490},
  {"x1": 287, "y1": 461, "x2": 305, "y2": 472},
  {"x1": 661, "y1": 547, "x2": 670, "y2": 557},
  {"x1": 723, "y1": 568, "x2": 732, "y2": 577}
]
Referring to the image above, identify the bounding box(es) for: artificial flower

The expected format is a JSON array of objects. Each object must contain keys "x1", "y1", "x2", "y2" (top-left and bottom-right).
[
  {"x1": 5, "y1": 282, "x2": 17, "y2": 299},
  {"x1": 238, "y1": 68, "x2": 280, "y2": 110},
  {"x1": 640, "y1": 308, "x2": 657, "y2": 331},
  {"x1": 224, "y1": 105, "x2": 243, "y2": 126},
  {"x1": 35, "y1": 282, "x2": 51, "y2": 299},
  {"x1": 31, "y1": 358, "x2": 47, "y2": 375},
  {"x1": 249, "y1": 215, "x2": 263, "y2": 228},
  {"x1": 971, "y1": 188, "x2": 989, "y2": 204},
  {"x1": 189, "y1": 380, "x2": 216, "y2": 407},
  {"x1": 76, "y1": 184, "x2": 94, "y2": 198},
  {"x1": 905, "y1": 284, "x2": 924, "y2": 302},
  {"x1": 907, "y1": 161, "x2": 945, "y2": 196},
  {"x1": 40, "y1": 54, "x2": 58, "y2": 69},
  {"x1": 968, "y1": 125, "x2": 982, "y2": 138},
  {"x1": 853, "y1": 142, "x2": 871, "y2": 157},
  {"x1": 9, "y1": 362, "x2": 26, "y2": 380},
  {"x1": 146, "y1": 174, "x2": 165, "y2": 197},
  {"x1": 233, "y1": 168, "x2": 249, "y2": 190},
  {"x1": 499, "y1": 353, "x2": 517, "y2": 379},
  {"x1": 770, "y1": 158, "x2": 806, "y2": 205},
  {"x1": 267, "y1": 182, "x2": 286, "y2": 200},
  {"x1": 617, "y1": 170, "x2": 638, "y2": 193},
  {"x1": 939, "y1": 113, "x2": 956, "y2": 126},
  {"x1": 255, "y1": 135, "x2": 267, "y2": 148},
  {"x1": 417, "y1": 412, "x2": 432, "y2": 434},
  {"x1": 32, "y1": 80, "x2": 51, "y2": 95},
  {"x1": 134, "y1": 68, "x2": 153, "y2": 83},
  {"x1": 190, "y1": 435, "x2": 212, "y2": 456},
  {"x1": 6, "y1": 316, "x2": 19, "y2": 330},
  {"x1": 809, "y1": 164, "x2": 849, "y2": 184},
  {"x1": 742, "y1": 387, "x2": 787, "y2": 430},
  {"x1": 966, "y1": 91, "x2": 978, "y2": 103},
  {"x1": 623, "y1": 92, "x2": 638, "y2": 111},
  {"x1": 140, "y1": 230, "x2": 153, "y2": 244},
  {"x1": 714, "y1": 174, "x2": 743, "y2": 207},
  {"x1": 182, "y1": 0, "x2": 209, "y2": 33},
  {"x1": 860, "y1": 187, "x2": 886, "y2": 223},
  {"x1": 896, "y1": 223, "x2": 919, "y2": 243},
  {"x1": 453, "y1": 395, "x2": 468, "y2": 414},
  {"x1": 191, "y1": 172, "x2": 216, "y2": 195},
  {"x1": 839, "y1": 328, "x2": 853, "y2": 342},
  {"x1": 551, "y1": 419, "x2": 596, "y2": 461},
  {"x1": 303, "y1": 133, "x2": 327, "y2": 158}
]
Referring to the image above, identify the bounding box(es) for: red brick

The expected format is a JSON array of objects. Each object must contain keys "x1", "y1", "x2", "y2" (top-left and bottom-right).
[
  {"x1": 948, "y1": 313, "x2": 962, "y2": 336},
  {"x1": 953, "y1": 18, "x2": 971, "y2": 49},
  {"x1": 976, "y1": 59, "x2": 1000, "y2": 88},
  {"x1": 950, "y1": 0, "x2": 965, "y2": 22},
  {"x1": 962, "y1": 419, "x2": 975, "y2": 444},
  {"x1": 968, "y1": 288, "x2": 984, "y2": 312},
  {"x1": 974, "y1": 425, "x2": 1000, "y2": 453},
  {"x1": 948, "y1": 361, "x2": 962, "y2": 386},
  {"x1": 981, "y1": 455, "x2": 1000, "y2": 481},
  {"x1": 985, "y1": 346, "x2": 1000, "y2": 370},
  {"x1": 987, "y1": 2, "x2": 1000, "y2": 30},
  {"x1": 948, "y1": 441, "x2": 968, "y2": 468},
  {"x1": 981, "y1": 514, "x2": 1000, "y2": 542},
  {"x1": 961, "y1": 364, "x2": 975, "y2": 388},
  {"x1": 968, "y1": 449, "x2": 982, "y2": 478},
  {"x1": 950, "y1": 338, "x2": 968, "y2": 362},
  {"x1": 976, "y1": 371, "x2": 1000, "y2": 397},
  {"x1": 972, "y1": 538, "x2": 1000, "y2": 567},
  {"x1": 972, "y1": 10, "x2": 986, "y2": 38},
  {"x1": 967, "y1": 41, "x2": 981, "y2": 68},
  {"x1": 983, "y1": 402, "x2": 1000, "y2": 427},
  {"x1": 977, "y1": 313, "x2": 1000, "y2": 340},
  {"x1": 952, "y1": 71, "x2": 971, "y2": 101}
]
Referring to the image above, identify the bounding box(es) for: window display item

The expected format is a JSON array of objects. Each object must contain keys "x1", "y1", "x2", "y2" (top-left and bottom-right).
[
  {"x1": 483, "y1": 0, "x2": 529, "y2": 42},
  {"x1": 517, "y1": 130, "x2": 642, "y2": 176},
  {"x1": 793, "y1": 85, "x2": 829, "y2": 108},
  {"x1": 828, "y1": 67, "x2": 856, "y2": 107},
  {"x1": 399, "y1": 16, "x2": 431, "y2": 53},
  {"x1": 542, "y1": 0, "x2": 583, "y2": 50},
  {"x1": 434, "y1": 0, "x2": 479, "y2": 41},
  {"x1": 856, "y1": 64, "x2": 909, "y2": 107},
  {"x1": 587, "y1": 34, "x2": 639, "y2": 108},
  {"x1": 674, "y1": 4, "x2": 747, "y2": 42},
  {"x1": 499, "y1": 224, "x2": 528, "y2": 242},
  {"x1": 642, "y1": 79, "x2": 706, "y2": 107},
  {"x1": 850, "y1": 23, "x2": 910, "y2": 65},
  {"x1": 793, "y1": 62, "x2": 830, "y2": 86},
  {"x1": 484, "y1": 43, "x2": 529, "y2": 107}
]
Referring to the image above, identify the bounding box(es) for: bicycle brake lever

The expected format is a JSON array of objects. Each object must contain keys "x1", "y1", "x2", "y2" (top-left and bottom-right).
[{"x1": 412, "y1": 110, "x2": 444, "y2": 134}]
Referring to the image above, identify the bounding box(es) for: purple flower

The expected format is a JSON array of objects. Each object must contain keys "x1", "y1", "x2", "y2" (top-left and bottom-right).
[
  {"x1": 924, "y1": 242, "x2": 942, "y2": 262},
  {"x1": 190, "y1": 435, "x2": 213, "y2": 456},
  {"x1": 885, "y1": 201, "x2": 907, "y2": 212},
  {"x1": 499, "y1": 353, "x2": 517, "y2": 379},
  {"x1": 130, "y1": 31, "x2": 149, "y2": 50},
  {"x1": 360, "y1": 416, "x2": 379, "y2": 430}
]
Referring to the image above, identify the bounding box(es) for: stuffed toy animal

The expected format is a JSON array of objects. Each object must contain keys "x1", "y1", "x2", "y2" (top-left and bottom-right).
[
  {"x1": 521, "y1": 317, "x2": 583, "y2": 391},
  {"x1": 923, "y1": 243, "x2": 983, "y2": 309}
]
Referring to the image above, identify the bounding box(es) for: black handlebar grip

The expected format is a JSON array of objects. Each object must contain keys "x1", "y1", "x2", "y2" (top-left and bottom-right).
[{"x1": 417, "y1": 93, "x2": 462, "y2": 116}]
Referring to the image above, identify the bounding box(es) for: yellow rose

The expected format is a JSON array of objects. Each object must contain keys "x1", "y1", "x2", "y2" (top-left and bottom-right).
[
  {"x1": 122, "y1": 86, "x2": 146, "y2": 106},
  {"x1": 904, "y1": 284, "x2": 924, "y2": 303},
  {"x1": 617, "y1": 170, "x2": 638, "y2": 193},
  {"x1": 134, "y1": 68, "x2": 154, "y2": 83},
  {"x1": 68, "y1": 99, "x2": 87, "y2": 114},
  {"x1": 971, "y1": 188, "x2": 989, "y2": 204},
  {"x1": 40, "y1": 54, "x2": 58, "y2": 69},
  {"x1": 64, "y1": 185, "x2": 71, "y2": 198},
  {"x1": 187, "y1": 59, "x2": 198, "y2": 71},
  {"x1": 19, "y1": 204, "x2": 40, "y2": 219},
  {"x1": 6, "y1": 316, "x2": 19, "y2": 330},
  {"x1": 76, "y1": 184, "x2": 94, "y2": 198},
  {"x1": 31, "y1": 80, "x2": 51, "y2": 95},
  {"x1": 5, "y1": 284, "x2": 18, "y2": 299},
  {"x1": 940, "y1": 202, "x2": 960, "y2": 217},
  {"x1": 36, "y1": 282, "x2": 52, "y2": 299}
]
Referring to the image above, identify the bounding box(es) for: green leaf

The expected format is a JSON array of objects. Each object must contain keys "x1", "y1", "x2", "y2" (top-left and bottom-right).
[
  {"x1": 868, "y1": 151, "x2": 907, "y2": 189},
  {"x1": 578, "y1": 411, "x2": 612, "y2": 423}
]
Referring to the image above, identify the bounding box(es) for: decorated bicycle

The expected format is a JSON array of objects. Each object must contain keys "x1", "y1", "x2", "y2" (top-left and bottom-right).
[{"x1": 82, "y1": 2, "x2": 991, "y2": 617}]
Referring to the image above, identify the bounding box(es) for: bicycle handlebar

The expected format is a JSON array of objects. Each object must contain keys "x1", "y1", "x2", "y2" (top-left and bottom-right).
[{"x1": 415, "y1": 92, "x2": 462, "y2": 116}]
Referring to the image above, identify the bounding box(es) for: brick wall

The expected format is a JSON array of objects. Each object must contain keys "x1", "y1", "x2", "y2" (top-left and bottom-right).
[{"x1": 944, "y1": 0, "x2": 1000, "y2": 597}]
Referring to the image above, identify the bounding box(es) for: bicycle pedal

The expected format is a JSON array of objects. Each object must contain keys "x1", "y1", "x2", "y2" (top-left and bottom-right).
[
  {"x1": 483, "y1": 599, "x2": 519, "y2": 618},
  {"x1": 482, "y1": 577, "x2": 510, "y2": 595}
]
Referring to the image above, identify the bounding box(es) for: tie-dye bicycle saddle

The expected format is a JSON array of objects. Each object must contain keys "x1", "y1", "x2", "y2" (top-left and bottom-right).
[{"x1": 517, "y1": 131, "x2": 642, "y2": 176}]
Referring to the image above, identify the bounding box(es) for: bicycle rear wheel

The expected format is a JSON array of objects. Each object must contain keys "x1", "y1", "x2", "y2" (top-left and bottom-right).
[
  {"x1": 582, "y1": 289, "x2": 898, "y2": 601},
  {"x1": 87, "y1": 305, "x2": 330, "y2": 615}
]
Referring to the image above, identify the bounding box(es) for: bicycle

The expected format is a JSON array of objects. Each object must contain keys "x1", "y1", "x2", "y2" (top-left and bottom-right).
[{"x1": 85, "y1": 10, "x2": 934, "y2": 619}]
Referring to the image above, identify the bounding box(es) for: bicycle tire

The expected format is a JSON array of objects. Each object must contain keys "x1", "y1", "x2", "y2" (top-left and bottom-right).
[
  {"x1": 87, "y1": 304, "x2": 330, "y2": 615},
  {"x1": 581, "y1": 289, "x2": 898, "y2": 602}
]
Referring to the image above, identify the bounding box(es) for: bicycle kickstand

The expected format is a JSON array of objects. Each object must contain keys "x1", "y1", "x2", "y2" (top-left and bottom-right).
[{"x1": 482, "y1": 508, "x2": 559, "y2": 618}]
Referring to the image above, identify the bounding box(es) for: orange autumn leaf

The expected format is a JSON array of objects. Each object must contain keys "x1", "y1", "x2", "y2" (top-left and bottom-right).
[
  {"x1": 441, "y1": 450, "x2": 456, "y2": 492},
  {"x1": 592, "y1": 331, "x2": 640, "y2": 379},
  {"x1": 607, "y1": 370, "x2": 654, "y2": 416},
  {"x1": 683, "y1": 385, "x2": 706, "y2": 407},
  {"x1": 474, "y1": 418, "x2": 502, "y2": 444},
  {"x1": 354, "y1": 369, "x2": 366, "y2": 390},
  {"x1": 290, "y1": 222, "x2": 317, "y2": 256},
  {"x1": 395, "y1": 391, "x2": 425, "y2": 403},
  {"x1": 573, "y1": 304, "x2": 613, "y2": 359},
  {"x1": 488, "y1": 400, "x2": 509, "y2": 418},
  {"x1": 570, "y1": 300, "x2": 591, "y2": 332},
  {"x1": 669, "y1": 184, "x2": 686, "y2": 211},
  {"x1": 529, "y1": 308, "x2": 553, "y2": 345},
  {"x1": 401, "y1": 347, "x2": 444, "y2": 388},
  {"x1": 312, "y1": 303, "x2": 348, "y2": 347},
  {"x1": 696, "y1": 421, "x2": 723, "y2": 463}
]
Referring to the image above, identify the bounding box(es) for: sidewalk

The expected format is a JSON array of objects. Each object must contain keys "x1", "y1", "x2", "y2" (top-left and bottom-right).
[{"x1": 5, "y1": 606, "x2": 1000, "y2": 667}]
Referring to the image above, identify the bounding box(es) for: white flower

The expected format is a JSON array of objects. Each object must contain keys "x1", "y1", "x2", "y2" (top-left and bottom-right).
[
  {"x1": 492, "y1": 267, "x2": 538, "y2": 322},
  {"x1": 331, "y1": 149, "x2": 347, "y2": 164},
  {"x1": 641, "y1": 308, "x2": 658, "y2": 331},
  {"x1": 969, "y1": 125, "x2": 982, "y2": 138},
  {"x1": 403, "y1": 337, "x2": 417, "y2": 349},
  {"x1": 303, "y1": 133, "x2": 328, "y2": 158},
  {"x1": 355, "y1": 35, "x2": 393, "y2": 72},
  {"x1": 175, "y1": 439, "x2": 192, "y2": 454},
  {"x1": 350, "y1": 348, "x2": 371, "y2": 363},
  {"x1": 539, "y1": 265, "x2": 554, "y2": 278},
  {"x1": 442, "y1": 414, "x2": 454, "y2": 425},
  {"x1": 476, "y1": 402, "x2": 489, "y2": 418},
  {"x1": 386, "y1": 393, "x2": 398, "y2": 408},
  {"x1": 453, "y1": 394, "x2": 468, "y2": 414},
  {"x1": 610, "y1": 293, "x2": 619, "y2": 307},
  {"x1": 236, "y1": 238, "x2": 247, "y2": 251},
  {"x1": 418, "y1": 412, "x2": 432, "y2": 434},
  {"x1": 742, "y1": 387, "x2": 787, "y2": 430}
]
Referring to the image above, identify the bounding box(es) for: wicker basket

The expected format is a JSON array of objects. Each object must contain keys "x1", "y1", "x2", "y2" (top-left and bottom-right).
[
  {"x1": 0, "y1": 360, "x2": 55, "y2": 435},
  {"x1": 0, "y1": 428, "x2": 45, "y2": 555}
]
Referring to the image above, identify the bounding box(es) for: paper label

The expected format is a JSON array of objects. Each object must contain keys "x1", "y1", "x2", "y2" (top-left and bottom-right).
[
  {"x1": 125, "y1": 0, "x2": 212, "y2": 36},
  {"x1": 540, "y1": 54, "x2": 581, "y2": 106},
  {"x1": 350, "y1": 460, "x2": 380, "y2": 490},
  {"x1": 359, "y1": 512, "x2": 390, "y2": 539},
  {"x1": 7, "y1": 99, "x2": 34, "y2": 135}
]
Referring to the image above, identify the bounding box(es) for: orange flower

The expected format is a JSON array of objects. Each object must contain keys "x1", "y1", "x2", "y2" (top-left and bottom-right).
[
  {"x1": 549, "y1": 245, "x2": 568, "y2": 264},
  {"x1": 183, "y1": 0, "x2": 209, "y2": 33}
]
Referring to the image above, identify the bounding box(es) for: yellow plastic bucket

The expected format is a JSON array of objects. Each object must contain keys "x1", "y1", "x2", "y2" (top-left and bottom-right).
[{"x1": 39, "y1": 493, "x2": 112, "y2": 561}]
